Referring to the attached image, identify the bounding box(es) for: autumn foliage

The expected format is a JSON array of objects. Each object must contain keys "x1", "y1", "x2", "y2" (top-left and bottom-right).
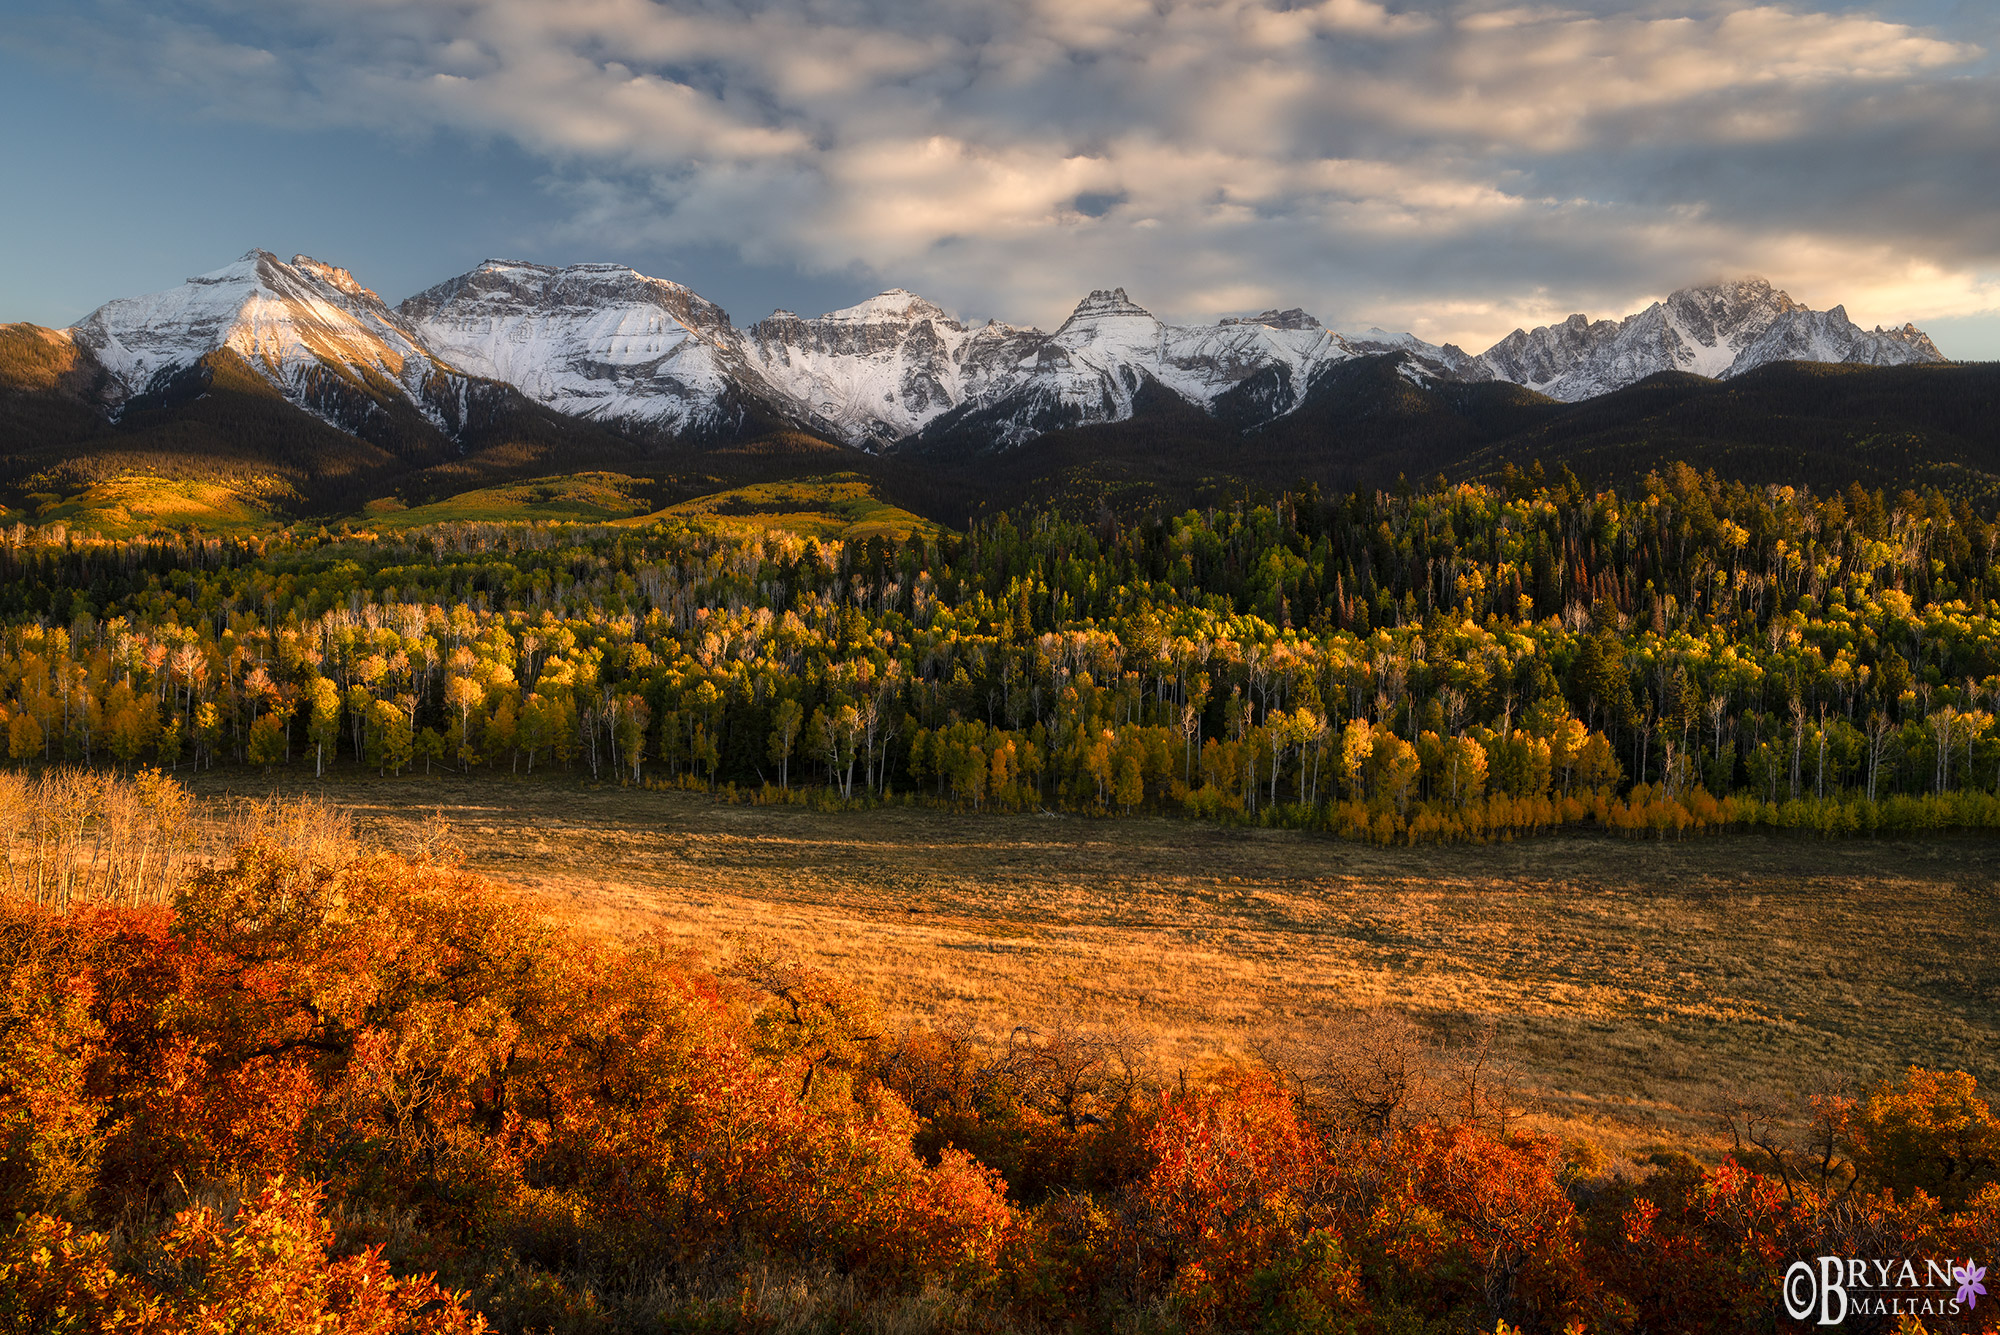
[
  {"x1": 7, "y1": 467, "x2": 2000, "y2": 851},
  {"x1": 5, "y1": 798, "x2": 1999, "y2": 1331}
]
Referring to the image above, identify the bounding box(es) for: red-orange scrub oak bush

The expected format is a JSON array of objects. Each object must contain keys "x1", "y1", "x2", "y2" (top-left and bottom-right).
[
  {"x1": 0, "y1": 1179, "x2": 484, "y2": 1332},
  {"x1": 3, "y1": 835, "x2": 1016, "y2": 1328}
]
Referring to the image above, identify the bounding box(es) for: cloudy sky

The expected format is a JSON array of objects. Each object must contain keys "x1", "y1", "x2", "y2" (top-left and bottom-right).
[{"x1": 4, "y1": 0, "x2": 1997, "y2": 357}]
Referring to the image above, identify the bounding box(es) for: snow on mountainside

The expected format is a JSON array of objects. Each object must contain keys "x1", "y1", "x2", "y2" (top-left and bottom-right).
[
  {"x1": 1066, "y1": 291, "x2": 1353, "y2": 419},
  {"x1": 407, "y1": 271, "x2": 1366, "y2": 450},
  {"x1": 71, "y1": 251, "x2": 462, "y2": 425},
  {"x1": 1471, "y1": 279, "x2": 1945, "y2": 401},
  {"x1": 1334, "y1": 326, "x2": 1477, "y2": 379},
  {"x1": 57, "y1": 255, "x2": 1949, "y2": 455},
  {"x1": 741, "y1": 290, "x2": 1035, "y2": 446},
  {"x1": 400, "y1": 260, "x2": 757, "y2": 438},
  {"x1": 751, "y1": 287, "x2": 1364, "y2": 449}
]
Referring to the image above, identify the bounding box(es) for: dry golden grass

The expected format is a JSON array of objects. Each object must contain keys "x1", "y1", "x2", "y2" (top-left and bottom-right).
[{"x1": 184, "y1": 770, "x2": 2000, "y2": 1154}]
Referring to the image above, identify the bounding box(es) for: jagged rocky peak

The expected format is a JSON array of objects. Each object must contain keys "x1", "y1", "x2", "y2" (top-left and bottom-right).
[
  {"x1": 1054, "y1": 287, "x2": 1162, "y2": 354},
  {"x1": 1878, "y1": 322, "x2": 1945, "y2": 357},
  {"x1": 1070, "y1": 287, "x2": 1147, "y2": 313},
  {"x1": 289, "y1": 255, "x2": 370, "y2": 298},
  {"x1": 1663, "y1": 276, "x2": 1800, "y2": 344},
  {"x1": 1220, "y1": 308, "x2": 1322, "y2": 331},
  {"x1": 1469, "y1": 277, "x2": 1944, "y2": 401},
  {"x1": 739, "y1": 290, "x2": 992, "y2": 449}
]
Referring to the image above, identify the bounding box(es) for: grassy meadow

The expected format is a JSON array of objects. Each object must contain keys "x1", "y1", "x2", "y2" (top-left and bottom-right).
[
  {"x1": 182, "y1": 770, "x2": 2000, "y2": 1160},
  {"x1": 363, "y1": 471, "x2": 657, "y2": 527},
  {"x1": 651, "y1": 471, "x2": 942, "y2": 541},
  {"x1": 8, "y1": 472, "x2": 282, "y2": 535},
  {"x1": 2, "y1": 468, "x2": 936, "y2": 540},
  {"x1": 358, "y1": 469, "x2": 940, "y2": 538}
]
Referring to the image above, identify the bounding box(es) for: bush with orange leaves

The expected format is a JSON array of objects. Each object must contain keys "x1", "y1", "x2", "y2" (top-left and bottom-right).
[
  {"x1": 1, "y1": 835, "x2": 1011, "y2": 1330},
  {"x1": 1096, "y1": 1075, "x2": 1590, "y2": 1332},
  {"x1": 1130, "y1": 1072, "x2": 1361, "y2": 1330},
  {"x1": 1847, "y1": 1067, "x2": 2000, "y2": 1212},
  {"x1": 0, "y1": 1179, "x2": 482, "y2": 1333},
  {"x1": 1005, "y1": 1065, "x2": 2000, "y2": 1333}
]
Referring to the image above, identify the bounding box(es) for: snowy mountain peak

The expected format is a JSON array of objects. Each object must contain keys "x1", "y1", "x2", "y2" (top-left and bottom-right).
[
  {"x1": 400, "y1": 258, "x2": 747, "y2": 437},
  {"x1": 1678, "y1": 275, "x2": 1790, "y2": 305},
  {"x1": 51, "y1": 253, "x2": 1947, "y2": 456},
  {"x1": 404, "y1": 259, "x2": 729, "y2": 331},
  {"x1": 1053, "y1": 289, "x2": 1163, "y2": 365},
  {"x1": 70, "y1": 249, "x2": 445, "y2": 413},
  {"x1": 1332, "y1": 327, "x2": 1476, "y2": 378},
  {"x1": 1471, "y1": 278, "x2": 1942, "y2": 400},
  {"x1": 816, "y1": 290, "x2": 957, "y2": 326}
]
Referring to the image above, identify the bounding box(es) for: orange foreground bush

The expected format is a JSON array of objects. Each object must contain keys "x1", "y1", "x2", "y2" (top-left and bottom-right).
[
  {"x1": 1, "y1": 1180, "x2": 481, "y2": 1333},
  {"x1": 3, "y1": 833, "x2": 1998, "y2": 1332}
]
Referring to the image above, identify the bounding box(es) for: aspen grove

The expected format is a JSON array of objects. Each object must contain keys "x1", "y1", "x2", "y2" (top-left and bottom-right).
[{"x1": 1, "y1": 464, "x2": 1999, "y2": 840}]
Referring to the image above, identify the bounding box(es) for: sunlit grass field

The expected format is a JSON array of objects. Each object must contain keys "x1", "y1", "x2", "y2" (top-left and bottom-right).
[
  {"x1": 3, "y1": 468, "x2": 938, "y2": 540},
  {"x1": 363, "y1": 471, "x2": 655, "y2": 527},
  {"x1": 182, "y1": 770, "x2": 2000, "y2": 1162},
  {"x1": 352, "y1": 470, "x2": 937, "y2": 540},
  {"x1": 16, "y1": 473, "x2": 279, "y2": 535},
  {"x1": 649, "y1": 472, "x2": 941, "y2": 541}
]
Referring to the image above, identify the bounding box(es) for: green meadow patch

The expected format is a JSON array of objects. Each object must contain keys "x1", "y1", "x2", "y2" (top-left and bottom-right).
[
  {"x1": 363, "y1": 472, "x2": 656, "y2": 528},
  {"x1": 646, "y1": 471, "x2": 942, "y2": 541},
  {"x1": 22, "y1": 473, "x2": 280, "y2": 536}
]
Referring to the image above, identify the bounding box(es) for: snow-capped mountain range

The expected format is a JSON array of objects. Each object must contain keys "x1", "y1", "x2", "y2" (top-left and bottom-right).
[
  {"x1": 55, "y1": 253, "x2": 1946, "y2": 453},
  {"x1": 1471, "y1": 278, "x2": 1942, "y2": 402}
]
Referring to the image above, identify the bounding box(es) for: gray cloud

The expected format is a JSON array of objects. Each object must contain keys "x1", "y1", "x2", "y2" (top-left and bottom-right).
[{"x1": 19, "y1": 0, "x2": 2000, "y2": 349}]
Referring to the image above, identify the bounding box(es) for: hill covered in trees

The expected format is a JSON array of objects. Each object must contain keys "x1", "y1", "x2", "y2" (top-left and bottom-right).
[
  {"x1": 2, "y1": 463, "x2": 1999, "y2": 842},
  {"x1": 898, "y1": 356, "x2": 2000, "y2": 527}
]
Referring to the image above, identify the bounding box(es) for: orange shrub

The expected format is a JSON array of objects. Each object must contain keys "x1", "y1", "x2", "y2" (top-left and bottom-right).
[{"x1": 0, "y1": 1180, "x2": 483, "y2": 1333}]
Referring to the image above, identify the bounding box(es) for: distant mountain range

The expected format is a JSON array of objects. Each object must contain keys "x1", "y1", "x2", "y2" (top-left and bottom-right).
[
  {"x1": 34, "y1": 251, "x2": 1952, "y2": 446},
  {"x1": 0, "y1": 250, "x2": 1984, "y2": 523}
]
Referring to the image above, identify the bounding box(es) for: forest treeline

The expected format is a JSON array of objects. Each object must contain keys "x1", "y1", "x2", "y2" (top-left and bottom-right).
[
  {"x1": 4, "y1": 461, "x2": 2000, "y2": 840},
  {"x1": 4, "y1": 777, "x2": 1998, "y2": 1332}
]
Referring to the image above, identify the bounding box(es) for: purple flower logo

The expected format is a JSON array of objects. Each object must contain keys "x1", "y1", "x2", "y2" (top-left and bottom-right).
[{"x1": 1956, "y1": 1261, "x2": 1987, "y2": 1310}]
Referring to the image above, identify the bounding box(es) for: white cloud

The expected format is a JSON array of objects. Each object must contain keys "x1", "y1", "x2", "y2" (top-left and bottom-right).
[{"x1": 27, "y1": 0, "x2": 2000, "y2": 346}]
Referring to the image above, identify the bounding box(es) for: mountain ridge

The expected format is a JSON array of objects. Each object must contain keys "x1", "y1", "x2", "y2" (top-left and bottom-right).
[
  {"x1": 1466, "y1": 277, "x2": 1943, "y2": 401},
  {"x1": 3, "y1": 252, "x2": 1981, "y2": 528},
  {"x1": 32, "y1": 253, "x2": 1955, "y2": 459}
]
